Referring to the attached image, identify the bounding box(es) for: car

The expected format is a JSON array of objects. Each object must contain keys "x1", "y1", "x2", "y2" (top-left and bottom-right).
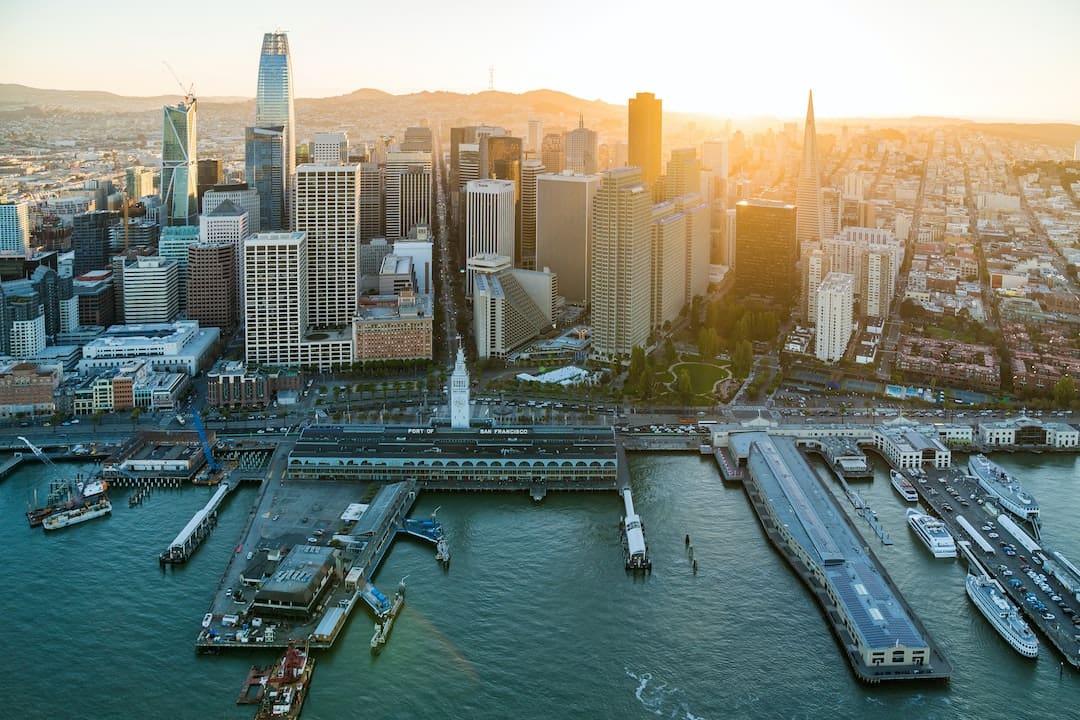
[
  {"x1": 1042, "y1": 612, "x2": 1056, "y2": 620},
  {"x1": 225, "y1": 587, "x2": 232, "y2": 597},
  {"x1": 1008, "y1": 578, "x2": 1022, "y2": 587},
  {"x1": 1001, "y1": 569, "x2": 1013, "y2": 576},
  {"x1": 1052, "y1": 595, "x2": 1062, "y2": 602},
  {"x1": 338, "y1": 599, "x2": 350, "y2": 607},
  {"x1": 988, "y1": 532, "x2": 1000, "y2": 539}
]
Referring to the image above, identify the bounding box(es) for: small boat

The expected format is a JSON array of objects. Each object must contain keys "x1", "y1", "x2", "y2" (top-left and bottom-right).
[
  {"x1": 202, "y1": 613, "x2": 213, "y2": 629},
  {"x1": 890, "y1": 469, "x2": 919, "y2": 502}
]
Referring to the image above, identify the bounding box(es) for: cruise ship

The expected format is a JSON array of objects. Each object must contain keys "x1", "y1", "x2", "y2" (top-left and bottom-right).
[
  {"x1": 967, "y1": 454, "x2": 1039, "y2": 523},
  {"x1": 890, "y1": 469, "x2": 919, "y2": 502},
  {"x1": 907, "y1": 509, "x2": 956, "y2": 558},
  {"x1": 965, "y1": 573, "x2": 1038, "y2": 658}
]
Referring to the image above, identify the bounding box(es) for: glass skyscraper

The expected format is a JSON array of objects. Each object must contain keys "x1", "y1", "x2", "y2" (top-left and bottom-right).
[
  {"x1": 245, "y1": 126, "x2": 285, "y2": 231},
  {"x1": 162, "y1": 97, "x2": 197, "y2": 226},
  {"x1": 254, "y1": 32, "x2": 295, "y2": 229}
]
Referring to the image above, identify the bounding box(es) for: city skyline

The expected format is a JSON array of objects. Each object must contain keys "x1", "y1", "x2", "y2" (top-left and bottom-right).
[{"x1": 4, "y1": 0, "x2": 1080, "y2": 122}]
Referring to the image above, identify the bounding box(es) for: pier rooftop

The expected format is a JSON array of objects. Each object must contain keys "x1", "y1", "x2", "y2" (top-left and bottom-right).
[
  {"x1": 742, "y1": 433, "x2": 949, "y2": 681},
  {"x1": 287, "y1": 424, "x2": 617, "y2": 487}
]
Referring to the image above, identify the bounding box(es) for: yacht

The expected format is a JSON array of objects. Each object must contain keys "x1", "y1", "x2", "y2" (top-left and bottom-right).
[
  {"x1": 907, "y1": 508, "x2": 956, "y2": 558},
  {"x1": 966, "y1": 573, "x2": 1038, "y2": 658},
  {"x1": 890, "y1": 469, "x2": 919, "y2": 502}
]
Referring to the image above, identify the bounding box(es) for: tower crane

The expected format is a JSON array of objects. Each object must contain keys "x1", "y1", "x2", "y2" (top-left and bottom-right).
[
  {"x1": 17, "y1": 436, "x2": 58, "y2": 470},
  {"x1": 162, "y1": 61, "x2": 195, "y2": 103}
]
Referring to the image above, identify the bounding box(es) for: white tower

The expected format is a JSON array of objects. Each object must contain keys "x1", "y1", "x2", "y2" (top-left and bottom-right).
[{"x1": 450, "y1": 341, "x2": 471, "y2": 429}]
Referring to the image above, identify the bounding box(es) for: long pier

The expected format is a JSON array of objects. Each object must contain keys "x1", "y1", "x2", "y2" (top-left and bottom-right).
[{"x1": 160, "y1": 482, "x2": 236, "y2": 565}]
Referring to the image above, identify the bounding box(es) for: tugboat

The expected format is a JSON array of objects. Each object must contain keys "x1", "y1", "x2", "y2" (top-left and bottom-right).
[{"x1": 255, "y1": 640, "x2": 314, "y2": 720}]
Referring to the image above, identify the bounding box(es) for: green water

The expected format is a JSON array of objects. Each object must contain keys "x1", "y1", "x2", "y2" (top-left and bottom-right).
[{"x1": 3, "y1": 451, "x2": 1079, "y2": 718}]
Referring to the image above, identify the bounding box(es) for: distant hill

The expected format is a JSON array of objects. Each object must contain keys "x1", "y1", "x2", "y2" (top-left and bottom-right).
[
  {"x1": 966, "y1": 122, "x2": 1080, "y2": 149},
  {"x1": 0, "y1": 84, "x2": 249, "y2": 112}
]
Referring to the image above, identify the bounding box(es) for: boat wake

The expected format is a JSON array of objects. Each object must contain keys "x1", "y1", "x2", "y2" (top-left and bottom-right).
[{"x1": 625, "y1": 668, "x2": 708, "y2": 720}]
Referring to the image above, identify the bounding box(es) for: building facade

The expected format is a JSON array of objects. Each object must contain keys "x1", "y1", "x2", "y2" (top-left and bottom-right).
[
  {"x1": 734, "y1": 200, "x2": 798, "y2": 307},
  {"x1": 255, "y1": 31, "x2": 296, "y2": 229},
  {"x1": 815, "y1": 272, "x2": 854, "y2": 363},
  {"x1": 161, "y1": 97, "x2": 198, "y2": 227},
  {"x1": 628, "y1": 92, "x2": 662, "y2": 185},
  {"x1": 122, "y1": 257, "x2": 179, "y2": 323}
]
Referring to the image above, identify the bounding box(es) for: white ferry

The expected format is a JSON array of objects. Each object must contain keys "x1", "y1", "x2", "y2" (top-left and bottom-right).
[
  {"x1": 907, "y1": 508, "x2": 956, "y2": 558},
  {"x1": 966, "y1": 573, "x2": 1038, "y2": 658},
  {"x1": 967, "y1": 454, "x2": 1039, "y2": 523},
  {"x1": 42, "y1": 497, "x2": 112, "y2": 530},
  {"x1": 890, "y1": 469, "x2": 919, "y2": 502}
]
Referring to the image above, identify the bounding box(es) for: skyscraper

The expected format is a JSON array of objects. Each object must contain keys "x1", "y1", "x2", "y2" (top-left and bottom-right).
[
  {"x1": 311, "y1": 132, "x2": 349, "y2": 164},
  {"x1": 795, "y1": 90, "x2": 824, "y2": 248},
  {"x1": 465, "y1": 180, "x2": 516, "y2": 292},
  {"x1": 245, "y1": 232, "x2": 307, "y2": 367},
  {"x1": 255, "y1": 31, "x2": 296, "y2": 229},
  {"x1": 294, "y1": 164, "x2": 360, "y2": 328},
  {"x1": 188, "y1": 243, "x2": 237, "y2": 330},
  {"x1": 565, "y1": 116, "x2": 598, "y2": 175},
  {"x1": 650, "y1": 201, "x2": 687, "y2": 330},
  {"x1": 162, "y1": 96, "x2": 197, "y2": 226},
  {"x1": 122, "y1": 257, "x2": 180, "y2": 323},
  {"x1": 536, "y1": 172, "x2": 599, "y2": 305},
  {"x1": 590, "y1": 167, "x2": 651, "y2": 360},
  {"x1": 527, "y1": 118, "x2": 543, "y2": 156},
  {"x1": 72, "y1": 210, "x2": 120, "y2": 276},
  {"x1": 628, "y1": 92, "x2": 662, "y2": 185},
  {"x1": 480, "y1": 136, "x2": 522, "y2": 264},
  {"x1": 245, "y1": 126, "x2": 285, "y2": 231},
  {"x1": 0, "y1": 200, "x2": 30, "y2": 254},
  {"x1": 541, "y1": 133, "x2": 565, "y2": 174},
  {"x1": 734, "y1": 199, "x2": 797, "y2": 307},
  {"x1": 519, "y1": 159, "x2": 545, "y2": 270}
]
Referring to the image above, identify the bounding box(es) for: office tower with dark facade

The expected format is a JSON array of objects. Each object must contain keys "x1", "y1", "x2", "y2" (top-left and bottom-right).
[
  {"x1": 162, "y1": 97, "x2": 197, "y2": 226},
  {"x1": 196, "y1": 159, "x2": 223, "y2": 204},
  {"x1": 734, "y1": 199, "x2": 798, "y2": 307},
  {"x1": 72, "y1": 210, "x2": 120, "y2": 276},
  {"x1": 480, "y1": 136, "x2": 522, "y2": 265},
  {"x1": 245, "y1": 126, "x2": 286, "y2": 231}
]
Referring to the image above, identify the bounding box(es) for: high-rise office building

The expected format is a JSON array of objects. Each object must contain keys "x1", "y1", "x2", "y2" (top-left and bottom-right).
[
  {"x1": 527, "y1": 118, "x2": 543, "y2": 155},
  {"x1": 628, "y1": 92, "x2": 662, "y2": 185},
  {"x1": 188, "y1": 243, "x2": 237, "y2": 329},
  {"x1": 734, "y1": 199, "x2": 797, "y2": 307},
  {"x1": 541, "y1": 133, "x2": 565, "y2": 174},
  {"x1": 536, "y1": 172, "x2": 599, "y2": 305},
  {"x1": 255, "y1": 31, "x2": 296, "y2": 228},
  {"x1": 245, "y1": 232, "x2": 307, "y2": 367},
  {"x1": 795, "y1": 90, "x2": 824, "y2": 248},
  {"x1": 385, "y1": 151, "x2": 431, "y2": 241},
  {"x1": 402, "y1": 126, "x2": 433, "y2": 153},
  {"x1": 565, "y1": 117, "x2": 598, "y2": 175},
  {"x1": 650, "y1": 201, "x2": 687, "y2": 330},
  {"x1": 311, "y1": 132, "x2": 349, "y2": 164},
  {"x1": 666, "y1": 148, "x2": 701, "y2": 201},
  {"x1": 358, "y1": 162, "x2": 383, "y2": 242},
  {"x1": 0, "y1": 200, "x2": 30, "y2": 254},
  {"x1": 480, "y1": 136, "x2": 522, "y2": 264},
  {"x1": 465, "y1": 180, "x2": 515, "y2": 292},
  {"x1": 815, "y1": 272, "x2": 854, "y2": 363},
  {"x1": 245, "y1": 126, "x2": 285, "y2": 231},
  {"x1": 126, "y1": 167, "x2": 156, "y2": 201},
  {"x1": 590, "y1": 167, "x2": 651, "y2": 360},
  {"x1": 702, "y1": 138, "x2": 729, "y2": 201},
  {"x1": 450, "y1": 126, "x2": 478, "y2": 197},
  {"x1": 199, "y1": 199, "x2": 249, "y2": 314},
  {"x1": 196, "y1": 159, "x2": 223, "y2": 204},
  {"x1": 519, "y1": 159, "x2": 545, "y2": 270},
  {"x1": 162, "y1": 97, "x2": 197, "y2": 226},
  {"x1": 4, "y1": 286, "x2": 45, "y2": 359},
  {"x1": 469, "y1": 253, "x2": 556, "y2": 359},
  {"x1": 202, "y1": 183, "x2": 261, "y2": 232},
  {"x1": 861, "y1": 245, "x2": 896, "y2": 320},
  {"x1": 675, "y1": 193, "x2": 710, "y2": 303},
  {"x1": 159, "y1": 226, "x2": 199, "y2": 315},
  {"x1": 294, "y1": 164, "x2": 360, "y2": 328},
  {"x1": 122, "y1": 257, "x2": 179, "y2": 323},
  {"x1": 72, "y1": 210, "x2": 119, "y2": 276}
]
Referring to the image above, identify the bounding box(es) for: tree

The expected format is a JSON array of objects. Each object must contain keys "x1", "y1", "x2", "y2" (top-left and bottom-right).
[
  {"x1": 130, "y1": 407, "x2": 143, "y2": 427},
  {"x1": 663, "y1": 338, "x2": 677, "y2": 365},
  {"x1": 677, "y1": 369, "x2": 693, "y2": 405},
  {"x1": 1053, "y1": 375, "x2": 1076, "y2": 408},
  {"x1": 733, "y1": 340, "x2": 754, "y2": 379}
]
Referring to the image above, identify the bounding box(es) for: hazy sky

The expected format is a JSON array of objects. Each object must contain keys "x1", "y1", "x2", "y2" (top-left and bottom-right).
[{"x1": 3, "y1": 0, "x2": 1078, "y2": 121}]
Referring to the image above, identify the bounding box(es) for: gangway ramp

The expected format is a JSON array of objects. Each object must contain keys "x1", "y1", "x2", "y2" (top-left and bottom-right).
[{"x1": 160, "y1": 483, "x2": 234, "y2": 565}]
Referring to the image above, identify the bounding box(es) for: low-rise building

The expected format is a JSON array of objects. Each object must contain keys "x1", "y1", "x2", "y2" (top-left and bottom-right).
[
  {"x1": 205, "y1": 360, "x2": 303, "y2": 409},
  {"x1": 71, "y1": 360, "x2": 188, "y2": 414},
  {"x1": 77, "y1": 320, "x2": 219, "y2": 376},
  {"x1": 353, "y1": 292, "x2": 433, "y2": 362},
  {"x1": 0, "y1": 361, "x2": 60, "y2": 417},
  {"x1": 872, "y1": 426, "x2": 951, "y2": 469},
  {"x1": 978, "y1": 417, "x2": 1080, "y2": 448}
]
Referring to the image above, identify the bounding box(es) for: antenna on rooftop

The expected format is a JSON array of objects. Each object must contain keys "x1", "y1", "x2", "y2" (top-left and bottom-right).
[{"x1": 488, "y1": 66, "x2": 494, "y2": 91}]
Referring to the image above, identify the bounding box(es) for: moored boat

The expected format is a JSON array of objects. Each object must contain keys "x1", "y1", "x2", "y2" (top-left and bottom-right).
[
  {"x1": 255, "y1": 641, "x2": 314, "y2": 720},
  {"x1": 42, "y1": 496, "x2": 112, "y2": 530},
  {"x1": 907, "y1": 508, "x2": 956, "y2": 558},
  {"x1": 890, "y1": 469, "x2": 919, "y2": 502},
  {"x1": 967, "y1": 454, "x2": 1039, "y2": 524},
  {"x1": 965, "y1": 573, "x2": 1038, "y2": 658}
]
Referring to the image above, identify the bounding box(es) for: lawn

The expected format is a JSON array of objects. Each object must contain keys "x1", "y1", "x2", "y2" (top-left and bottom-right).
[{"x1": 669, "y1": 361, "x2": 731, "y2": 395}]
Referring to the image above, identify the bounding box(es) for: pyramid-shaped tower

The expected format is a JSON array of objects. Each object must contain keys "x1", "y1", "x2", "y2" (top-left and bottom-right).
[{"x1": 795, "y1": 90, "x2": 824, "y2": 248}]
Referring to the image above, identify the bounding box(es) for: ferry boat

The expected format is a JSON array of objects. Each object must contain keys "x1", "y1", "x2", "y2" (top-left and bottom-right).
[
  {"x1": 42, "y1": 496, "x2": 112, "y2": 530},
  {"x1": 907, "y1": 508, "x2": 956, "y2": 558},
  {"x1": 255, "y1": 641, "x2": 314, "y2": 720},
  {"x1": 967, "y1": 454, "x2": 1039, "y2": 523},
  {"x1": 890, "y1": 469, "x2": 919, "y2": 502},
  {"x1": 965, "y1": 573, "x2": 1038, "y2": 658},
  {"x1": 26, "y1": 476, "x2": 103, "y2": 527}
]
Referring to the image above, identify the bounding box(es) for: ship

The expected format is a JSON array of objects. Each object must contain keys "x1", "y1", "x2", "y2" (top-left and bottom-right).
[
  {"x1": 42, "y1": 496, "x2": 112, "y2": 530},
  {"x1": 890, "y1": 469, "x2": 919, "y2": 502},
  {"x1": 967, "y1": 454, "x2": 1039, "y2": 524},
  {"x1": 255, "y1": 641, "x2": 314, "y2": 720},
  {"x1": 965, "y1": 573, "x2": 1038, "y2": 658},
  {"x1": 907, "y1": 508, "x2": 956, "y2": 558},
  {"x1": 26, "y1": 476, "x2": 97, "y2": 527},
  {"x1": 371, "y1": 579, "x2": 407, "y2": 655}
]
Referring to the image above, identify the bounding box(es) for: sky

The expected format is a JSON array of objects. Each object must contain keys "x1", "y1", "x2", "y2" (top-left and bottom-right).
[{"x1": 3, "y1": 0, "x2": 1079, "y2": 122}]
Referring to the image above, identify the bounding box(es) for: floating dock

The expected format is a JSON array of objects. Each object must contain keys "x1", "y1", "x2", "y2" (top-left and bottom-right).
[{"x1": 620, "y1": 487, "x2": 651, "y2": 571}]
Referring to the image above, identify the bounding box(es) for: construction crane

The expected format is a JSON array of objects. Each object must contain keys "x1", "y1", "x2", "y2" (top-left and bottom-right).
[
  {"x1": 162, "y1": 60, "x2": 195, "y2": 103},
  {"x1": 17, "y1": 436, "x2": 58, "y2": 470},
  {"x1": 190, "y1": 410, "x2": 221, "y2": 474}
]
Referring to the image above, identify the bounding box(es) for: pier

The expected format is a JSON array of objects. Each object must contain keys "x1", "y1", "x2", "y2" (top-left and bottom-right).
[
  {"x1": 907, "y1": 464, "x2": 1080, "y2": 669},
  {"x1": 160, "y1": 482, "x2": 237, "y2": 565}
]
